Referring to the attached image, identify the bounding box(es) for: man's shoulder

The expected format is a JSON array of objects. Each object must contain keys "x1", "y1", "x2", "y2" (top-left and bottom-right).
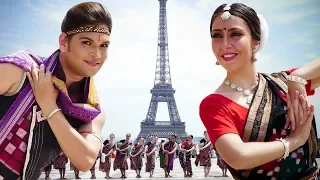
[{"x1": 0, "y1": 49, "x2": 45, "y2": 67}]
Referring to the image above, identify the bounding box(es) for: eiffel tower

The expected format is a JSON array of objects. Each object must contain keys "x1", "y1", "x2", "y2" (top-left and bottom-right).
[{"x1": 136, "y1": 0, "x2": 187, "y2": 143}]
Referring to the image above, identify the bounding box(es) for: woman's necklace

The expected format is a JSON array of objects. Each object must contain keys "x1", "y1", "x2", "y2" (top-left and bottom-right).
[{"x1": 224, "y1": 74, "x2": 259, "y2": 104}]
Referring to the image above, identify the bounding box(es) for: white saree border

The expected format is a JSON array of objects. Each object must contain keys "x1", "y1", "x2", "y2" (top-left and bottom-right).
[{"x1": 22, "y1": 105, "x2": 38, "y2": 180}]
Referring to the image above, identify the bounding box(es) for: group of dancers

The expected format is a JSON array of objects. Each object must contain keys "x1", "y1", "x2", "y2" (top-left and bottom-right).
[{"x1": 43, "y1": 130, "x2": 228, "y2": 179}]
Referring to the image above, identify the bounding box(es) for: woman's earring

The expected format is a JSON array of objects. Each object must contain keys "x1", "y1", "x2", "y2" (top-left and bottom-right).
[
  {"x1": 216, "y1": 61, "x2": 220, "y2": 65},
  {"x1": 253, "y1": 55, "x2": 257, "y2": 62},
  {"x1": 252, "y1": 49, "x2": 257, "y2": 62}
]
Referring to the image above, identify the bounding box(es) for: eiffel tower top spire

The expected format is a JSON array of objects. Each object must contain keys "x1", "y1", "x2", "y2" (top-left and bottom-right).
[{"x1": 154, "y1": 0, "x2": 172, "y2": 88}]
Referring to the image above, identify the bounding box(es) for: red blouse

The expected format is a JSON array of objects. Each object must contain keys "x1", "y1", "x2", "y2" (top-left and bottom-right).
[
  {"x1": 182, "y1": 141, "x2": 188, "y2": 146},
  {"x1": 200, "y1": 71, "x2": 315, "y2": 148}
]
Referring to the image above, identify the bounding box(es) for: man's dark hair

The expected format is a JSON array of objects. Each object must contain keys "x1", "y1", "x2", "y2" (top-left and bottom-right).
[{"x1": 61, "y1": 2, "x2": 112, "y2": 36}]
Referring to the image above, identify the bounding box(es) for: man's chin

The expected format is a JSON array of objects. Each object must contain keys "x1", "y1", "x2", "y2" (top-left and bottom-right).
[
  {"x1": 83, "y1": 70, "x2": 100, "y2": 77},
  {"x1": 84, "y1": 73, "x2": 96, "y2": 77}
]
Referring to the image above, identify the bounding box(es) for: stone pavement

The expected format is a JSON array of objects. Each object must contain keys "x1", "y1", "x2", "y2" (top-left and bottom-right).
[{"x1": 39, "y1": 157, "x2": 233, "y2": 180}]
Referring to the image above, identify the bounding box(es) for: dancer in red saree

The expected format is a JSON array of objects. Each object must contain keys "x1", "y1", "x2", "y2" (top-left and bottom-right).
[
  {"x1": 200, "y1": 3, "x2": 320, "y2": 179},
  {"x1": 161, "y1": 135, "x2": 178, "y2": 178},
  {"x1": 53, "y1": 152, "x2": 68, "y2": 179},
  {"x1": 99, "y1": 134, "x2": 116, "y2": 179},
  {"x1": 198, "y1": 130, "x2": 212, "y2": 177},
  {"x1": 179, "y1": 135, "x2": 195, "y2": 177},
  {"x1": 130, "y1": 138, "x2": 145, "y2": 178},
  {"x1": 145, "y1": 136, "x2": 158, "y2": 177},
  {"x1": 113, "y1": 133, "x2": 131, "y2": 179}
]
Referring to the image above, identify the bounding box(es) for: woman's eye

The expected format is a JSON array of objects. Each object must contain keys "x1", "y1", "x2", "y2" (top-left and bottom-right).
[
  {"x1": 82, "y1": 41, "x2": 91, "y2": 45},
  {"x1": 212, "y1": 34, "x2": 222, "y2": 38}
]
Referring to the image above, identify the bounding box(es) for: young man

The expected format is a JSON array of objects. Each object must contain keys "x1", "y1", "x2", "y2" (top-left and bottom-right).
[{"x1": 0, "y1": 2, "x2": 112, "y2": 179}]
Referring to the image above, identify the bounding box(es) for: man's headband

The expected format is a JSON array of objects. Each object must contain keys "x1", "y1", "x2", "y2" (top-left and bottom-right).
[
  {"x1": 220, "y1": 4, "x2": 269, "y2": 52},
  {"x1": 66, "y1": 26, "x2": 110, "y2": 36}
]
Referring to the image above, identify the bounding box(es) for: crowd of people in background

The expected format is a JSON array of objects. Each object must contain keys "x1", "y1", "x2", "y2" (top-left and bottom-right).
[{"x1": 42, "y1": 130, "x2": 228, "y2": 179}]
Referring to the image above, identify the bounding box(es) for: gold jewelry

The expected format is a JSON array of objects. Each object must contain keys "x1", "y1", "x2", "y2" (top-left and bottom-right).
[
  {"x1": 287, "y1": 75, "x2": 308, "y2": 85},
  {"x1": 66, "y1": 26, "x2": 110, "y2": 36},
  {"x1": 276, "y1": 138, "x2": 289, "y2": 160},
  {"x1": 46, "y1": 108, "x2": 62, "y2": 120}
]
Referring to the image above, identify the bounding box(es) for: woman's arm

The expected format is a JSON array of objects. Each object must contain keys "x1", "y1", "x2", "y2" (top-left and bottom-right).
[
  {"x1": 162, "y1": 142, "x2": 167, "y2": 151},
  {"x1": 216, "y1": 134, "x2": 301, "y2": 170},
  {"x1": 291, "y1": 57, "x2": 320, "y2": 89},
  {"x1": 144, "y1": 145, "x2": 148, "y2": 155},
  {"x1": 150, "y1": 146, "x2": 157, "y2": 154},
  {"x1": 200, "y1": 141, "x2": 212, "y2": 150},
  {"x1": 169, "y1": 143, "x2": 178, "y2": 154},
  {"x1": 310, "y1": 76, "x2": 320, "y2": 90},
  {"x1": 133, "y1": 147, "x2": 145, "y2": 157},
  {"x1": 120, "y1": 145, "x2": 131, "y2": 152},
  {"x1": 200, "y1": 95, "x2": 315, "y2": 170},
  {"x1": 186, "y1": 146, "x2": 195, "y2": 152},
  {"x1": 106, "y1": 148, "x2": 113, "y2": 156},
  {"x1": 215, "y1": 105, "x2": 314, "y2": 170}
]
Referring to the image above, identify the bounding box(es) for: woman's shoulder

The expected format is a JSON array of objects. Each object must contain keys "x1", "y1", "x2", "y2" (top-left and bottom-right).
[
  {"x1": 200, "y1": 93, "x2": 240, "y2": 114},
  {"x1": 200, "y1": 93, "x2": 226, "y2": 107},
  {"x1": 260, "y1": 69, "x2": 297, "y2": 77}
]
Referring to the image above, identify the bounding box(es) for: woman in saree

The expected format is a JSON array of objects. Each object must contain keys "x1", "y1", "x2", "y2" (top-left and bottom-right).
[
  {"x1": 178, "y1": 135, "x2": 195, "y2": 177},
  {"x1": 216, "y1": 151, "x2": 228, "y2": 177},
  {"x1": 145, "y1": 136, "x2": 158, "y2": 177},
  {"x1": 89, "y1": 157, "x2": 98, "y2": 179},
  {"x1": 99, "y1": 134, "x2": 116, "y2": 179},
  {"x1": 43, "y1": 160, "x2": 53, "y2": 179},
  {"x1": 161, "y1": 135, "x2": 178, "y2": 178},
  {"x1": 113, "y1": 133, "x2": 131, "y2": 179},
  {"x1": 53, "y1": 152, "x2": 68, "y2": 179},
  {"x1": 70, "y1": 162, "x2": 81, "y2": 179},
  {"x1": 200, "y1": 3, "x2": 320, "y2": 180},
  {"x1": 198, "y1": 130, "x2": 212, "y2": 177},
  {"x1": 130, "y1": 138, "x2": 145, "y2": 178},
  {"x1": 159, "y1": 139, "x2": 166, "y2": 169}
]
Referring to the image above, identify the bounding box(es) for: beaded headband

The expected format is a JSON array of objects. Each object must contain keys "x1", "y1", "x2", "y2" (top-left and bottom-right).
[{"x1": 66, "y1": 26, "x2": 110, "y2": 36}]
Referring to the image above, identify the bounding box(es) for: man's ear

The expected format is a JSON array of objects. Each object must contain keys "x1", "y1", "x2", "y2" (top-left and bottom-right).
[{"x1": 59, "y1": 33, "x2": 69, "y2": 52}]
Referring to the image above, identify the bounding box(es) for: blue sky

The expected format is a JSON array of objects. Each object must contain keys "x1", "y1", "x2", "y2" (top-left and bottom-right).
[{"x1": 0, "y1": 0, "x2": 319, "y2": 140}]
